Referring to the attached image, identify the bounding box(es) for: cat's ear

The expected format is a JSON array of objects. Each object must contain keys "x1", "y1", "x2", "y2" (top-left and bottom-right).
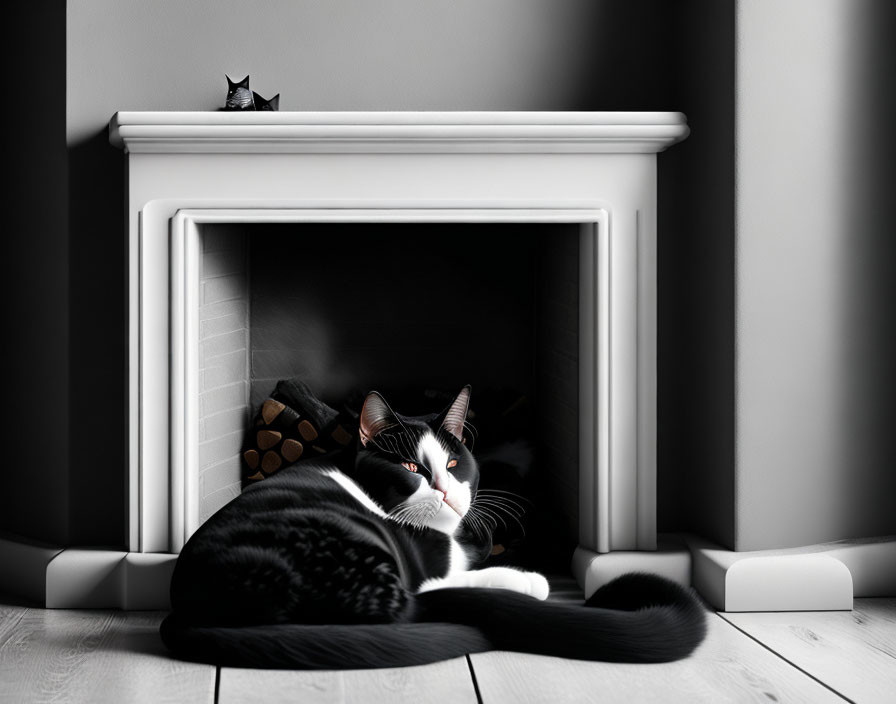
[
  {"x1": 437, "y1": 385, "x2": 471, "y2": 443},
  {"x1": 359, "y1": 391, "x2": 399, "y2": 447}
]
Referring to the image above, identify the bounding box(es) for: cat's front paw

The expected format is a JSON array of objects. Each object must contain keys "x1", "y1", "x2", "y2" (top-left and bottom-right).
[{"x1": 524, "y1": 571, "x2": 550, "y2": 600}]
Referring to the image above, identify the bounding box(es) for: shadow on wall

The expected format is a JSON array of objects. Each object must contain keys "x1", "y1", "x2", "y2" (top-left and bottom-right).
[
  {"x1": 1, "y1": 0, "x2": 70, "y2": 545},
  {"x1": 67, "y1": 131, "x2": 126, "y2": 547},
  {"x1": 571, "y1": 0, "x2": 677, "y2": 110},
  {"x1": 552, "y1": 0, "x2": 736, "y2": 543},
  {"x1": 655, "y1": 0, "x2": 736, "y2": 547},
  {"x1": 571, "y1": 0, "x2": 736, "y2": 544},
  {"x1": 838, "y1": 1, "x2": 896, "y2": 537}
]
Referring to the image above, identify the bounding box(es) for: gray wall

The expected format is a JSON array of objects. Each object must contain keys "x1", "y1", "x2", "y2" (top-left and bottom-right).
[
  {"x1": 7, "y1": 0, "x2": 890, "y2": 552},
  {"x1": 734, "y1": 0, "x2": 896, "y2": 549},
  {"x1": 67, "y1": 0, "x2": 606, "y2": 141},
  {"x1": 657, "y1": 0, "x2": 736, "y2": 547}
]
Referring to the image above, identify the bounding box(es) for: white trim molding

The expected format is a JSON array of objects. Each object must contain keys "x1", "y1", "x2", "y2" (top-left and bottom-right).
[
  {"x1": 109, "y1": 111, "x2": 688, "y2": 154},
  {"x1": 160, "y1": 201, "x2": 650, "y2": 559},
  {"x1": 168, "y1": 205, "x2": 652, "y2": 556},
  {"x1": 170, "y1": 206, "x2": 641, "y2": 555}
]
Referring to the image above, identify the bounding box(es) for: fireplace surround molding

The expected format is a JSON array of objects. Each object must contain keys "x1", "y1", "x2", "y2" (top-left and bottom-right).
[{"x1": 4, "y1": 112, "x2": 889, "y2": 609}]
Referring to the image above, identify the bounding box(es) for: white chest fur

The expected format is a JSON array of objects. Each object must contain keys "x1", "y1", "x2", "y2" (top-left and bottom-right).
[
  {"x1": 323, "y1": 469, "x2": 387, "y2": 517},
  {"x1": 448, "y1": 538, "x2": 469, "y2": 574}
]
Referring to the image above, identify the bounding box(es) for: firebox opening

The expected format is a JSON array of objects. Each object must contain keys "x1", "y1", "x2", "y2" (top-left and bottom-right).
[{"x1": 197, "y1": 222, "x2": 580, "y2": 573}]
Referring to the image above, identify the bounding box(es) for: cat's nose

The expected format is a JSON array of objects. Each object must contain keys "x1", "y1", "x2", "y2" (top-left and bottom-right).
[{"x1": 432, "y1": 475, "x2": 449, "y2": 501}]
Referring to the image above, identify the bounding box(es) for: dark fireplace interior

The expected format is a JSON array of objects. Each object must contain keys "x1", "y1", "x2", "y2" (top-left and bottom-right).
[{"x1": 199, "y1": 222, "x2": 580, "y2": 572}]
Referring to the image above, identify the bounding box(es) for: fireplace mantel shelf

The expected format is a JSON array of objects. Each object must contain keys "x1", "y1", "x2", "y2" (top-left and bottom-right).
[{"x1": 109, "y1": 111, "x2": 688, "y2": 154}]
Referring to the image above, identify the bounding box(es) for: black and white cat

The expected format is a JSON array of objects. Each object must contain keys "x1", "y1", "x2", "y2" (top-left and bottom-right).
[{"x1": 161, "y1": 387, "x2": 705, "y2": 669}]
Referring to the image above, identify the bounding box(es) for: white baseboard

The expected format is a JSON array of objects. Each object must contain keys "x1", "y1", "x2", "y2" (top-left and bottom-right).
[
  {"x1": 573, "y1": 534, "x2": 896, "y2": 611},
  {"x1": 121, "y1": 552, "x2": 178, "y2": 610},
  {"x1": 572, "y1": 538, "x2": 692, "y2": 599},
  {"x1": 46, "y1": 551, "x2": 176, "y2": 609},
  {"x1": 3, "y1": 534, "x2": 894, "y2": 611},
  {"x1": 684, "y1": 534, "x2": 896, "y2": 612},
  {"x1": 0, "y1": 537, "x2": 176, "y2": 610},
  {"x1": 0, "y1": 535, "x2": 62, "y2": 604}
]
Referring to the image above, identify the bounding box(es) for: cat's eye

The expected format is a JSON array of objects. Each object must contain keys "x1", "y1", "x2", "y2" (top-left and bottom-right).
[
  {"x1": 401, "y1": 462, "x2": 418, "y2": 472},
  {"x1": 447, "y1": 459, "x2": 457, "y2": 469}
]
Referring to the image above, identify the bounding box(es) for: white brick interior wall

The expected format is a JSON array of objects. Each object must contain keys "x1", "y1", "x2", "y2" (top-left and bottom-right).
[{"x1": 197, "y1": 226, "x2": 249, "y2": 523}]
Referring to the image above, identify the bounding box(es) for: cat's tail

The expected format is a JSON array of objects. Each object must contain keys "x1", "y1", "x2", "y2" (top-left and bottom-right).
[
  {"x1": 160, "y1": 573, "x2": 704, "y2": 669},
  {"x1": 415, "y1": 572, "x2": 706, "y2": 663},
  {"x1": 159, "y1": 616, "x2": 492, "y2": 670}
]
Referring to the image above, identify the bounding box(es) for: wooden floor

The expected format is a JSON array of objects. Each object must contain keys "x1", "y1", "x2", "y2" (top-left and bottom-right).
[{"x1": 1, "y1": 588, "x2": 894, "y2": 704}]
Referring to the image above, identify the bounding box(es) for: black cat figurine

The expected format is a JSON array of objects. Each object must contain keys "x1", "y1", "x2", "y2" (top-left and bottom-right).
[
  {"x1": 252, "y1": 91, "x2": 280, "y2": 111},
  {"x1": 224, "y1": 75, "x2": 255, "y2": 111},
  {"x1": 161, "y1": 387, "x2": 706, "y2": 669}
]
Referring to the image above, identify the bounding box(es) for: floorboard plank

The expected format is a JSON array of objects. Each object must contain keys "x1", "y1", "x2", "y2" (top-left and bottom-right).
[
  {"x1": 0, "y1": 609, "x2": 215, "y2": 704},
  {"x1": 720, "y1": 598, "x2": 896, "y2": 704},
  {"x1": 0, "y1": 605, "x2": 27, "y2": 651},
  {"x1": 219, "y1": 656, "x2": 478, "y2": 704},
  {"x1": 469, "y1": 610, "x2": 845, "y2": 703}
]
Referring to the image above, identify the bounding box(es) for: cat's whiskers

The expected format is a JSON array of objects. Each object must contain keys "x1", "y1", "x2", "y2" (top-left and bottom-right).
[
  {"x1": 473, "y1": 494, "x2": 529, "y2": 534},
  {"x1": 468, "y1": 496, "x2": 526, "y2": 516},
  {"x1": 472, "y1": 492, "x2": 528, "y2": 515},
  {"x1": 465, "y1": 506, "x2": 497, "y2": 533},
  {"x1": 391, "y1": 503, "x2": 423, "y2": 520},
  {"x1": 475, "y1": 489, "x2": 531, "y2": 506},
  {"x1": 461, "y1": 509, "x2": 493, "y2": 540},
  {"x1": 388, "y1": 500, "x2": 424, "y2": 527},
  {"x1": 469, "y1": 502, "x2": 503, "y2": 526},
  {"x1": 388, "y1": 500, "x2": 413, "y2": 517},
  {"x1": 388, "y1": 495, "x2": 443, "y2": 530},
  {"x1": 463, "y1": 509, "x2": 488, "y2": 532},
  {"x1": 469, "y1": 496, "x2": 527, "y2": 537},
  {"x1": 481, "y1": 507, "x2": 510, "y2": 532},
  {"x1": 476, "y1": 507, "x2": 520, "y2": 525}
]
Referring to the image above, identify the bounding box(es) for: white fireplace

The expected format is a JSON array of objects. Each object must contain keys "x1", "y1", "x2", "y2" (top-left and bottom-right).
[{"x1": 111, "y1": 111, "x2": 687, "y2": 600}]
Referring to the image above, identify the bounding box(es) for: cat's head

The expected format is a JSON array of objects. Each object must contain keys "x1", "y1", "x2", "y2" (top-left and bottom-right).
[{"x1": 354, "y1": 386, "x2": 478, "y2": 535}]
